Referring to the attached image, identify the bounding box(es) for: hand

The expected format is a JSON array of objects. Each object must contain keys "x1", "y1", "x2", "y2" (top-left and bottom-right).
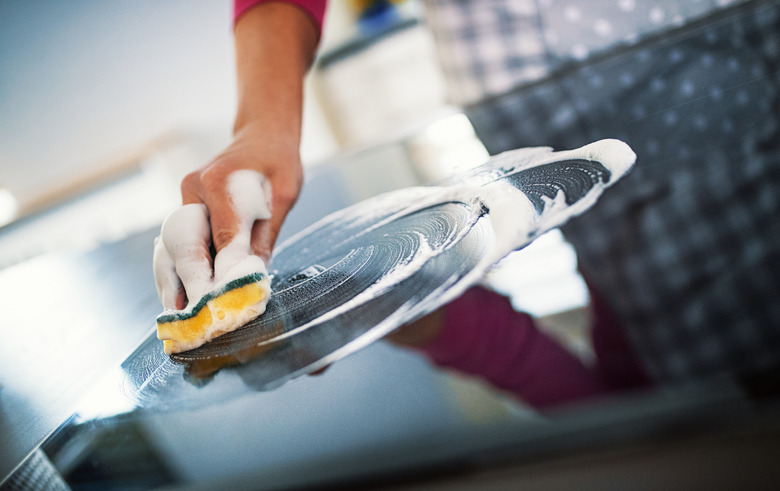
[
  {"x1": 181, "y1": 122, "x2": 303, "y2": 264},
  {"x1": 385, "y1": 308, "x2": 445, "y2": 348},
  {"x1": 153, "y1": 128, "x2": 301, "y2": 311}
]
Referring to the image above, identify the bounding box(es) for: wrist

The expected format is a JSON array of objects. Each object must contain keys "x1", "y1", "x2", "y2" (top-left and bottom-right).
[{"x1": 231, "y1": 119, "x2": 302, "y2": 159}]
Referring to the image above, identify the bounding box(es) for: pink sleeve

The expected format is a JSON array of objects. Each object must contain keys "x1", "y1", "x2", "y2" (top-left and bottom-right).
[
  {"x1": 417, "y1": 287, "x2": 613, "y2": 409},
  {"x1": 234, "y1": 0, "x2": 327, "y2": 33}
]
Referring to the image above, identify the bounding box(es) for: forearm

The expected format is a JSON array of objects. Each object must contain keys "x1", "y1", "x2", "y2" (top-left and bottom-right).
[
  {"x1": 232, "y1": 2, "x2": 319, "y2": 148},
  {"x1": 412, "y1": 287, "x2": 613, "y2": 409}
]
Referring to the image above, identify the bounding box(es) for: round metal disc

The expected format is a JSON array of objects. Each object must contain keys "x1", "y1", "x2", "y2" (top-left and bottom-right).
[{"x1": 118, "y1": 140, "x2": 634, "y2": 410}]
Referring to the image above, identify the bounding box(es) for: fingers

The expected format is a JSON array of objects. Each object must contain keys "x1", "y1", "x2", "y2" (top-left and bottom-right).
[
  {"x1": 251, "y1": 172, "x2": 300, "y2": 262},
  {"x1": 153, "y1": 236, "x2": 182, "y2": 310},
  {"x1": 212, "y1": 169, "x2": 272, "y2": 280},
  {"x1": 182, "y1": 165, "x2": 267, "y2": 280},
  {"x1": 165, "y1": 146, "x2": 301, "y2": 310},
  {"x1": 250, "y1": 220, "x2": 274, "y2": 265},
  {"x1": 181, "y1": 167, "x2": 240, "y2": 254},
  {"x1": 250, "y1": 204, "x2": 286, "y2": 263},
  {"x1": 159, "y1": 204, "x2": 214, "y2": 308},
  {"x1": 385, "y1": 308, "x2": 446, "y2": 347}
]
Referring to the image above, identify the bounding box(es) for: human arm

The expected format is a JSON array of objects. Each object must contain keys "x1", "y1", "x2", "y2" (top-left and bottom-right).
[
  {"x1": 154, "y1": 2, "x2": 324, "y2": 313},
  {"x1": 178, "y1": 1, "x2": 321, "y2": 272},
  {"x1": 390, "y1": 287, "x2": 616, "y2": 409}
]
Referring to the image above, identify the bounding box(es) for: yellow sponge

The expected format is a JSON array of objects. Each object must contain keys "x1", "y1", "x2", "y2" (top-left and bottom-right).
[{"x1": 156, "y1": 272, "x2": 271, "y2": 354}]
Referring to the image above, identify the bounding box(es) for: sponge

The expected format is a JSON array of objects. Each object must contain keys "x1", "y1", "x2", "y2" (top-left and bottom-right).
[{"x1": 156, "y1": 272, "x2": 271, "y2": 354}]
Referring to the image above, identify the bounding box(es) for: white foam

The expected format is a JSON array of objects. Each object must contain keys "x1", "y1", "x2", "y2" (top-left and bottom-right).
[
  {"x1": 152, "y1": 236, "x2": 179, "y2": 310},
  {"x1": 273, "y1": 139, "x2": 636, "y2": 341},
  {"x1": 159, "y1": 203, "x2": 213, "y2": 308},
  {"x1": 214, "y1": 170, "x2": 272, "y2": 281}
]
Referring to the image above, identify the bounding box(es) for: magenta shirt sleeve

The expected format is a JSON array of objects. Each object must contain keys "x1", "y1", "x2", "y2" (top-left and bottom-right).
[
  {"x1": 417, "y1": 287, "x2": 614, "y2": 409},
  {"x1": 234, "y1": 0, "x2": 327, "y2": 33}
]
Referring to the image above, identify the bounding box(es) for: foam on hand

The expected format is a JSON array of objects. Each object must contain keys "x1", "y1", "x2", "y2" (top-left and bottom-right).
[{"x1": 153, "y1": 170, "x2": 273, "y2": 355}]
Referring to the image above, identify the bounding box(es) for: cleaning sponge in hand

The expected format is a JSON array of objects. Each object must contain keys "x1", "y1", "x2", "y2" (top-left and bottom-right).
[{"x1": 152, "y1": 170, "x2": 273, "y2": 355}]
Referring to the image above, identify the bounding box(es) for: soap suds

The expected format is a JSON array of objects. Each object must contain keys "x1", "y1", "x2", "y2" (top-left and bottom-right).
[
  {"x1": 271, "y1": 139, "x2": 635, "y2": 344},
  {"x1": 214, "y1": 170, "x2": 272, "y2": 281}
]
